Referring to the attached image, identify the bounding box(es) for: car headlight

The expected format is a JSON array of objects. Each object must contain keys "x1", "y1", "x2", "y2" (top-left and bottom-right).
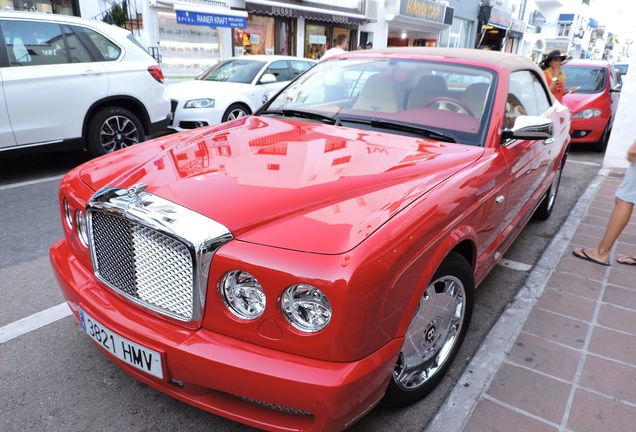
[
  {"x1": 75, "y1": 210, "x2": 89, "y2": 247},
  {"x1": 184, "y1": 98, "x2": 215, "y2": 109},
  {"x1": 281, "y1": 284, "x2": 331, "y2": 332},
  {"x1": 220, "y1": 270, "x2": 266, "y2": 320},
  {"x1": 573, "y1": 108, "x2": 601, "y2": 119}
]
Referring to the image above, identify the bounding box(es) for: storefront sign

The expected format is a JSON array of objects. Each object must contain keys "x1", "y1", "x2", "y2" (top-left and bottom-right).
[
  {"x1": 176, "y1": 9, "x2": 247, "y2": 28},
  {"x1": 399, "y1": 0, "x2": 445, "y2": 24},
  {"x1": 488, "y1": 8, "x2": 511, "y2": 29}
]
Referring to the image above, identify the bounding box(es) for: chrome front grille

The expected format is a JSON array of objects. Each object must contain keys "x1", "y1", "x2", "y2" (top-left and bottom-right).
[
  {"x1": 86, "y1": 185, "x2": 234, "y2": 325},
  {"x1": 91, "y1": 211, "x2": 194, "y2": 319}
]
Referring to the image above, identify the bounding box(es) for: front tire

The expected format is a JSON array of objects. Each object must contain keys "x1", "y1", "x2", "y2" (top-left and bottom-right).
[
  {"x1": 87, "y1": 107, "x2": 145, "y2": 158},
  {"x1": 533, "y1": 162, "x2": 563, "y2": 221},
  {"x1": 591, "y1": 121, "x2": 611, "y2": 152},
  {"x1": 383, "y1": 252, "x2": 474, "y2": 407},
  {"x1": 222, "y1": 103, "x2": 251, "y2": 123}
]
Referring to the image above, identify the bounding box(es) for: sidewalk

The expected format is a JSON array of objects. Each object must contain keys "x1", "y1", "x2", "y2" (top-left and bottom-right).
[{"x1": 426, "y1": 168, "x2": 636, "y2": 432}]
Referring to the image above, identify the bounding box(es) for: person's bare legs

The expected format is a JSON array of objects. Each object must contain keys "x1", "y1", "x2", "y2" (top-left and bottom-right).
[{"x1": 573, "y1": 197, "x2": 634, "y2": 263}]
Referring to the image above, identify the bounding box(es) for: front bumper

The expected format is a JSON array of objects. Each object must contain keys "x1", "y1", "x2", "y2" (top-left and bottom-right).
[
  {"x1": 50, "y1": 239, "x2": 399, "y2": 432},
  {"x1": 569, "y1": 116, "x2": 607, "y2": 144},
  {"x1": 168, "y1": 101, "x2": 225, "y2": 132}
]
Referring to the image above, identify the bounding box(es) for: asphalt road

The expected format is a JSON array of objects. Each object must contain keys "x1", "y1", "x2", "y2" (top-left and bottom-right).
[{"x1": 0, "y1": 146, "x2": 603, "y2": 432}]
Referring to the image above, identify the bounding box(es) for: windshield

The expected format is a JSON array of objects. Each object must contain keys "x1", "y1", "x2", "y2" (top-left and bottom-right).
[
  {"x1": 562, "y1": 66, "x2": 606, "y2": 93},
  {"x1": 198, "y1": 59, "x2": 267, "y2": 84},
  {"x1": 260, "y1": 57, "x2": 495, "y2": 146}
]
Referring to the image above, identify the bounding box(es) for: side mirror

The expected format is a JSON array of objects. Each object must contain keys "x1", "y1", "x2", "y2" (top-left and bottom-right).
[
  {"x1": 260, "y1": 73, "x2": 277, "y2": 84},
  {"x1": 501, "y1": 115, "x2": 553, "y2": 142}
]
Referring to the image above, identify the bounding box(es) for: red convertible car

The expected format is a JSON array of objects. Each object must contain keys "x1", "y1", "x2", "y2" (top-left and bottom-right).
[{"x1": 50, "y1": 48, "x2": 570, "y2": 431}]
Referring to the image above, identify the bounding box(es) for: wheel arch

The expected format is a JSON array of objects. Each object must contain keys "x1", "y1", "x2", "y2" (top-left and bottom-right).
[
  {"x1": 82, "y1": 96, "x2": 151, "y2": 140},
  {"x1": 382, "y1": 229, "x2": 477, "y2": 341}
]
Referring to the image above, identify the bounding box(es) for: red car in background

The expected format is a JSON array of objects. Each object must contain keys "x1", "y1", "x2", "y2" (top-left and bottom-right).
[
  {"x1": 562, "y1": 59, "x2": 623, "y2": 152},
  {"x1": 50, "y1": 48, "x2": 570, "y2": 431}
]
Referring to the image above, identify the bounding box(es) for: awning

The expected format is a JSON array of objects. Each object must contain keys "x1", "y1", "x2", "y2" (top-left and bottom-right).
[
  {"x1": 558, "y1": 13, "x2": 574, "y2": 23},
  {"x1": 245, "y1": 0, "x2": 367, "y2": 25},
  {"x1": 173, "y1": 2, "x2": 248, "y2": 28},
  {"x1": 589, "y1": 18, "x2": 598, "y2": 28},
  {"x1": 533, "y1": 10, "x2": 547, "y2": 23}
]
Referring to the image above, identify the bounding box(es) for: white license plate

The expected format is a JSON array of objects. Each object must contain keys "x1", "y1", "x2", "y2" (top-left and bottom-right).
[{"x1": 79, "y1": 308, "x2": 164, "y2": 379}]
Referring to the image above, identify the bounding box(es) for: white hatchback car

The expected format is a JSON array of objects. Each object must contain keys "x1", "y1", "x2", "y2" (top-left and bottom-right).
[
  {"x1": 166, "y1": 55, "x2": 315, "y2": 132},
  {"x1": 0, "y1": 11, "x2": 171, "y2": 158}
]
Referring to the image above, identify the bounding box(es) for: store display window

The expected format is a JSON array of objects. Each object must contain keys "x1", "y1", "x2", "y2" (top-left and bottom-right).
[
  {"x1": 233, "y1": 15, "x2": 293, "y2": 56},
  {"x1": 305, "y1": 23, "x2": 328, "y2": 60},
  {"x1": 157, "y1": 11, "x2": 220, "y2": 80}
]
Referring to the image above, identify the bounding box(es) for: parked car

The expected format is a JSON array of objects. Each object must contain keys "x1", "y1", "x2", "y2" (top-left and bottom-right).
[
  {"x1": 166, "y1": 55, "x2": 315, "y2": 132},
  {"x1": 562, "y1": 59, "x2": 622, "y2": 151},
  {"x1": 614, "y1": 61, "x2": 629, "y2": 76},
  {"x1": 50, "y1": 48, "x2": 571, "y2": 432},
  {"x1": 0, "y1": 11, "x2": 171, "y2": 158}
]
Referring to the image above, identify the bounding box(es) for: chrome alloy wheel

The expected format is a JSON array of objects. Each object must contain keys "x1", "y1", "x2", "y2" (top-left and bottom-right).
[
  {"x1": 393, "y1": 275, "x2": 467, "y2": 390},
  {"x1": 100, "y1": 115, "x2": 141, "y2": 153}
]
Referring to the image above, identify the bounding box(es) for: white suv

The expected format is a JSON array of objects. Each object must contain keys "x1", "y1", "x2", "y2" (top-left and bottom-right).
[{"x1": 0, "y1": 11, "x2": 171, "y2": 158}]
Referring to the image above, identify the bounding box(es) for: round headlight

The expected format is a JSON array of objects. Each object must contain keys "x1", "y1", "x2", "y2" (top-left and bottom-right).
[
  {"x1": 220, "y1": 270, "x2": 266, "y2": 320},
  {"x1": 63, "y1": 197, "x2": 73, "y2": 229},
  {"x1": 281, "y1": 284, "x2": 331, "y2": 332},
  {"x1": 75, "y1": 210, "x2": 89, "y2": 247}
]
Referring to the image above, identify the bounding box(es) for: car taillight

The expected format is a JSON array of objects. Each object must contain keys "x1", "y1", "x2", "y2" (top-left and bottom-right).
[{"x1": 148, "y1": 65, "x2": 164, "y2": 83}]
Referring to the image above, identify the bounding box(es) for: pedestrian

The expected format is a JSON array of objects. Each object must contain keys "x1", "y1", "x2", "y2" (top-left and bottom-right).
[
  {"x1": 366, "y1": 41, "x2": 373, "y2": 49},
  {"x1": 541, "y1": 50, "x2": 576, "y2": 102},
  {"x1": 321, "y1": 34, "x2": 348, "y2": 61},
  {"x1": 573, "y1": 138, "x2": 636, "y2": 266}
]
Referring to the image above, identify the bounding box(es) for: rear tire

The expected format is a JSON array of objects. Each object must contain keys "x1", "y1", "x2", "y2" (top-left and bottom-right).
[
  {"x1": 383, "y1": 252, "x2": 474, "y2": 408},
  {"x1": 86, "y1": 107, "x2": 145, "y2": 158}
]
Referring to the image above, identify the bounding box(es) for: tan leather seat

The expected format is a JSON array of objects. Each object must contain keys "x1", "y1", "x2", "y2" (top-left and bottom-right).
[
  {"x1": 460, "y1": 82, "x2": 490, "y2": 118},
  {"x1": 353, "y1": 74, "x2": 401, "y2": 112}
]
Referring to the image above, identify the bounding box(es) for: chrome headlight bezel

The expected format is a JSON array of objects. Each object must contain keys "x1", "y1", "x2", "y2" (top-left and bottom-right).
[
  {"x1": 220, "y1": 270, "x2": 266, "y2": 320},
  {"x1": 281, "y1": 284, "x2": 332, "y2": 332},
  {"x1": 75, "y1": 209, "x2": 89, "y2": 247},
  {"x1": 184, "y1": 98, "x2": 215, "y2": 109},
  {"x1": 63, "y1": 197, "x2": 73, "y2": 229}
]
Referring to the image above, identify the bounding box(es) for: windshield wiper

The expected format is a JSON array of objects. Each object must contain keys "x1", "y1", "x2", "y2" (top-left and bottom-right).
[
  {"x1": 259, "y1": 109, "x2": 340, "y2": 126},
  {"x1": 338, "y1": 117, "x2": 458, "y2": 143}
]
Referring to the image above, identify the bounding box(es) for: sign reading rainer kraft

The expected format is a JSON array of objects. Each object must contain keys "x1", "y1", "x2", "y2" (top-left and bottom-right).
[{"x1": 399, "y1": 0, "x2": 446, "y2": 24}]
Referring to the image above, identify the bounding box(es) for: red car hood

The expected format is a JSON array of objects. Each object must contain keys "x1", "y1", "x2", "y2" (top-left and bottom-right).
[
  {"x1": 79, "y1": 117, "x2": 484, "y2": 254},
  {"x1": 562, "y1": 92, "x2": 603, "y2": 113}
]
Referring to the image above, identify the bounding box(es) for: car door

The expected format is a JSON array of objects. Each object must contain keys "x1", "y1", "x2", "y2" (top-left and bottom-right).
[
  {"x1": 250, "y1": 60, "x2": 291, "y2": 109},
  {"x1": 498, "y1": 70, "x2": 566, "y2": 243},
  {"x1": 0, "y1": 19, "x2": 108, "y2": 147},
  {"x1": 608, "y1": 65, "x2": 621, "y2": 121},
  {"x1": 0, "y1": 70, "x2": 17, "y2": 149}
]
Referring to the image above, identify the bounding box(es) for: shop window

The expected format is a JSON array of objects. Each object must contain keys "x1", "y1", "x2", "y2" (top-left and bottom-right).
[
  {"x1": 157, "y1": 11, "x2": 220, "y2": 80},
  {"x1": 234, "y1": 15, "x2": 274, "y2": 55},
  {"x1": 305, "y1": 23, "x2": 328, "y2": 60}
]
